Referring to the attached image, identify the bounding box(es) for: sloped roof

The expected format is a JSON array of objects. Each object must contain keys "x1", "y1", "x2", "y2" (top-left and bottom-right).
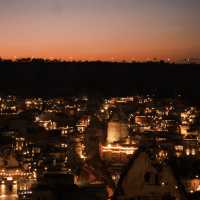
[{"x1": 113, "y1": 145, "x2": 188, "y2": 200}]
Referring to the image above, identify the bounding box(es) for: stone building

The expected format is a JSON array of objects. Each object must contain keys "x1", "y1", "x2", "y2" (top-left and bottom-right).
[{"x1": 107, "y1": 112, "x2": 129, "y2": 144}]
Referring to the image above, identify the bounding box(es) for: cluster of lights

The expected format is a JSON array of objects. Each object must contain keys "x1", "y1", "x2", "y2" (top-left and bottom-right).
[
  {"x1": 181, "y1": 107, "x2": 198, "y2": 126},
  {"x1": 35, "y1": 118, "x2": 57, "y2": 131},
  {"x1": 174, "y1": 145, "x2": 197, "y2": 157},
  {"x1": 187, "y1": 177, "x2": 200, "y2": 193},
  {"x1": 25, "y1": 98, "x2": 43, "y2": 110},
  {"x1": 102, "y1": 144, "x2": 137, "y2": 155},
  {"x1": 133, "y1": 106, "x2": 179, "y2": 132},
  {"x1": 76, "y1": 116, "x2": 91, "y2": 133},
  {"x1": 0, "y1": 169, "x2": 36, "y2": 182},
  {"x1": 19, "y1": 190, "x2": 32, "y2": 195},
  {"x1": 106, "y1": 96, "x2": 152, "y2": 106},
  {"x1": 0, "y1": 96, "x2": 18, "y2": 115}
]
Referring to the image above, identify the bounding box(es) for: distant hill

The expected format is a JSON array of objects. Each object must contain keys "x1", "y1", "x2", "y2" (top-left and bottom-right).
[{"x1": 0, "y1": 59, "x2": 200, "y2": 99}]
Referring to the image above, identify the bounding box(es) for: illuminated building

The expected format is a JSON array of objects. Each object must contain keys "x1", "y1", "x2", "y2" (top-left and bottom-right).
[
  {"x1": 100, "y1": 143, "x2": 138, "y2": 163},
  {"x1": 0, "y1": 154, "x2": 35, "y2": 186},
  {"x1": 35, "y1": 112, "x2": 71, "y2": 131},
  {"x1": 107, "y1": 112, "x2": 128, "y2": 143},
  {"x1": 180, "y1": 125, "x2": 190, "y2": 136}
]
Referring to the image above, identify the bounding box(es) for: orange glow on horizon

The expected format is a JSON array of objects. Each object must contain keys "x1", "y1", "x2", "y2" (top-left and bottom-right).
[{"x1": 0, "y1": 1, "x2": 199, "y2": 62}]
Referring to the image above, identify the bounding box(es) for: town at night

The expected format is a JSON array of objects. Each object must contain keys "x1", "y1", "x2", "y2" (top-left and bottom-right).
[
  {"x1": 1, "y1": 0, "x2": 200, "y2": 199},
  {"x1": 0, "y1": 92, "x2": 200, "y2": 200}
]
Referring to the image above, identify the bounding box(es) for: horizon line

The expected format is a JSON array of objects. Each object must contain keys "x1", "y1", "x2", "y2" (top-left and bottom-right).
[{"x1": 1, "y1": 56, "x2": 200, "y2": 64}]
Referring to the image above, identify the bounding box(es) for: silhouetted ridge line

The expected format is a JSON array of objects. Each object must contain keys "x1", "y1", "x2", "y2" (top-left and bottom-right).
[{"x1": 0, "y1": 59, "x2": 200, "y2": 99}]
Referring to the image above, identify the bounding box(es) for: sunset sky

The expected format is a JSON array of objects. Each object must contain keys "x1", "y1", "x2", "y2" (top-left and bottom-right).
[{"x1": 0, "y1": 0, "x2": 200, "y2": 61}]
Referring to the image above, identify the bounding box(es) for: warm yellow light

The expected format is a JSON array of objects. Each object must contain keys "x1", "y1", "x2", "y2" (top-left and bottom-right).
[{"x1": 102, "y1": 145, "x2": 137, "y2": 155}]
